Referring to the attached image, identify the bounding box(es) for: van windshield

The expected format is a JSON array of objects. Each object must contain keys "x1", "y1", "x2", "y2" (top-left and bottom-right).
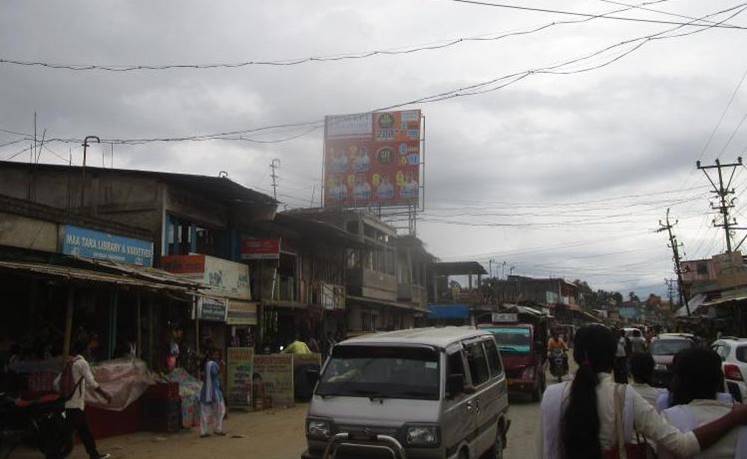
[
  {"x1": 484, "y1": 327, "x2": 531, "y2": 354},
  {"x1": 316, "y1": 345, "x2": 440, "y2": 400}
]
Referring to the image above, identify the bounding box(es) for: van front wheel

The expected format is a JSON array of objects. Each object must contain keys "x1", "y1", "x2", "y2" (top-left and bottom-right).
[{"x1": 486, "y1": 430, "x2": 504, "y2": 459}]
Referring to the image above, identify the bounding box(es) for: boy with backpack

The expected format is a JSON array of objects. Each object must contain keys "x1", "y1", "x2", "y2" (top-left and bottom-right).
[{"x1": 55, "y1": 340, "x2": 113, "y2": 459}]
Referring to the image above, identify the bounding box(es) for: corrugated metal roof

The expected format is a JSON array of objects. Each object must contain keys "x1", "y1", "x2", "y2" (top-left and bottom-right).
[
  {"x1": 0, "y1": 161, "x2": 276, "y2": 206},
  {"x1": 0, "y1": 260, "x2": 197, "y2": 292}
]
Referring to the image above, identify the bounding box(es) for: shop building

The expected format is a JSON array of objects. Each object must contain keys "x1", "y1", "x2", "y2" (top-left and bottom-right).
[
  {"x1": 288, "y1": 209, "x2": 433, "y2": 336},
  {"x1": 0, "y1": 193, "x2": 200, "y2": 376},
  {"x1": 0, "y1": 161, "x2": 277, "y2": 362}
]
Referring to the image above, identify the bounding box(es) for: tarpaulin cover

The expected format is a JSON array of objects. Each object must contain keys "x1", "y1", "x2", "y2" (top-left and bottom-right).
[
  {"x1": 427, "y1": 304, "x2": 470, "y2": 319},
  {"x1": 165, "y1": 368, "x2": 203, "y2": 428},
  {"x1": 86, "y1": 358, "x2": 155, "y2": 411}
]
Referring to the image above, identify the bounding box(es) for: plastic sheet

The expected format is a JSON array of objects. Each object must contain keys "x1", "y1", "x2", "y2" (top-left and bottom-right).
[{"x1": 86, "y1": 358, "x2": 156, "y2": 411}]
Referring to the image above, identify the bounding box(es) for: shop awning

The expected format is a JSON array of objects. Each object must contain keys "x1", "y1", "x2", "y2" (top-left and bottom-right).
[
  {"x1": 0, "y1": 260, "x2": 198, "y2": 292},
  {"x1": 427, "y1": 304, "x2": 470, "y2": 320}
]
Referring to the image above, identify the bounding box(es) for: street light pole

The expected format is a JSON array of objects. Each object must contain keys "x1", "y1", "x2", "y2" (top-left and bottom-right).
[{"x1": 80, "y1": 135, "x2": 101, "y2": 210}]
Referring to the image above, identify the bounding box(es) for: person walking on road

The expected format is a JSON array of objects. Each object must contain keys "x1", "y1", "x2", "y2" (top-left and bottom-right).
[
  {"x1": 199, "y1": 348, "x2": 226, "y2": 438},
  {"x1": 614, "y1": 329, "x2": 630, "y2": 383},
  {"x1": 56, "y1": 340, "x2": 113, "y2": 459},
  {"x1": 629, "y1": 352, "x2": 666, "y2": 408},
  {"x1": 630, "y1": 329, "x2": 647, "y2": 354},
  {"x1": 539, "y1": 324, "x2": 747, "y2": 459}
]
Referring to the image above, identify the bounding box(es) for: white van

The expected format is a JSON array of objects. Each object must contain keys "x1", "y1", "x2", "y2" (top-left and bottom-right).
[{"x1": 302, "y1": 327, "x2": 511, "y2": 459}]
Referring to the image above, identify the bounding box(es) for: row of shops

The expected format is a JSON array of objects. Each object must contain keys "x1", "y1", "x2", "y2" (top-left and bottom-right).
[{"x1": 0, "y1": 160, "x2": 435, "y2": 436}]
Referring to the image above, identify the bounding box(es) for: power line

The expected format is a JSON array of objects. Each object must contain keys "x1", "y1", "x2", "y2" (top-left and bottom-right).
[
  {"x1": 3, "y1": 3, "x2": 742, "y2": 149},
  {"x1": 3, "y1": 1, "x2": 743, "y2": 73},
  {"x1": 447, "y1": 0, "x2": 747, "y2": 29}
]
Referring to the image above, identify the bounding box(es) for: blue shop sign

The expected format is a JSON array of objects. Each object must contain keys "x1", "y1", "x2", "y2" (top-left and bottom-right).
[{"x1": 61, "y1": 225, "x2": 154, "y2": 267}]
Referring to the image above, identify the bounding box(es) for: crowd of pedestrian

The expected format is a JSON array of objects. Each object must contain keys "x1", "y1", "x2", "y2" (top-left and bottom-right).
[{"x1": 540, "y1": 324, "x2": 747, "y2": 458}]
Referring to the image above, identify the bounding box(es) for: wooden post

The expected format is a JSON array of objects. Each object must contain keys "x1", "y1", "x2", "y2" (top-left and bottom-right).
[
  {"x1": 63, "y1": 286, "x2": 75, "y2": 357},
  {"x1": 147, "y1": 295, "x2": 155, "y2": 367},
  {"x1": 108, "y1": 290, "x2": 118, "y2": 360},
  {"x1": 195, "y1": 296, "x2": 200, "y2": 355},
  {"x1": 136, "y1": 292, "x2": 142, "y2": 358}
]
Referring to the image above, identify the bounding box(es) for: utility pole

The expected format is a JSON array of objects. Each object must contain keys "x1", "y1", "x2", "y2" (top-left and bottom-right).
[
  {"x1": 697, "y1": 157, "x2": 743, "y2": 253},
  {"x1": 664, "y1": 278, "x2": 676, "y2": 309},
  {"x1": 270, "y1": 158, "x2": 280, "y2": 201},
  {"x1": 80, "y1": 135, "x2": 100, "y2": 210},
  {"x1": 657, "y1": 208, "x2": 689, "y2": 316},
  {"x1": 488, "y1": 259, "x2": 494, "y2": 278}
]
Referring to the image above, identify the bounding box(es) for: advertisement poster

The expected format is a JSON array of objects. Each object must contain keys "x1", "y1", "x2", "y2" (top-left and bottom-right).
[
  {"x1": 161, "y1": 254, "x2": 251, "y2": 299},
  {"x1": 324, "y1": 110, "x2": 421, "y2": 208},
  {"x1": 226, "y1": 347, "x2": 254, "y2": 408},
  {"x1": 61, "y1": 225, "x2": 154, "y2": 267},
  {"x1": 253, "y1": 354, "x2": 294, "y2": 408}
]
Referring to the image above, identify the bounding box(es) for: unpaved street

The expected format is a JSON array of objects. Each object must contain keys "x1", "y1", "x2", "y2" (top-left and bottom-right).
[{"x1": 14, "y1": 372, "x2": 571, "y2": 459}]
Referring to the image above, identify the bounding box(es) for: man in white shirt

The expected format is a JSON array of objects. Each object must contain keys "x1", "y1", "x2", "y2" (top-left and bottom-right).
[{"x1": 56, "y1": 341, "x2": 112, "y2": 459}]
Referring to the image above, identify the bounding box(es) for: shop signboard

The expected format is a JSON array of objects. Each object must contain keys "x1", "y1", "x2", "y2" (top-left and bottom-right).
[
  {"x1": 60, "y1": 225, "x2": 154, "y2": 267},
  {"x1": 198, "y1": 296, "x2": 228, "y2": 322},
  {"x1": 226, "y1": 347, "x2": 254, "y2": 408},
  {"x1": 240, "y1": 238, "x2": 281, "y2": 260},
  {"x1": 226, "y1": 300, "x2": 258, "y2": 325},
  {"x1": 324, "y1": 110, "x2": 421, "y2": 208},
  {"x1": 253, "y1": 353, "x2": 294, "y2": 408},
  {"x1": 161, "y1": 254, "x2": 251, "y2": 300}
]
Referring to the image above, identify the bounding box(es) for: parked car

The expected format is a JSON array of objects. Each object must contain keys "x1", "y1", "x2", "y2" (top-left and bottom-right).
[
  {"x1": 712, "y1": 337, "x2": 747, "y2": 402},
  {"x1": 478, "y1": 323, "x2": 546, "y2": 401},
  {"x1": 650, "y1": 333, "x2": 697, "y2": 388},
  {"x1": 302, "y1": 327, "x2": 510, "y2": 459}
]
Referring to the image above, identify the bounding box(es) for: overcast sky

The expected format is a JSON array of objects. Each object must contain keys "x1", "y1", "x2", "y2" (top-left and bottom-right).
[{"x1": 2, "y1": 0, "x2": 747, "y2": 298}]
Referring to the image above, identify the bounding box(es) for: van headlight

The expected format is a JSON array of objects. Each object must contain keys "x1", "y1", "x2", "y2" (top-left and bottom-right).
[
  {"x1": 405, "y1": 424, "x2": 440, "y2": 447},
  {"x1": 307, "y1": 418, "x2": 332, "y2": 439}
]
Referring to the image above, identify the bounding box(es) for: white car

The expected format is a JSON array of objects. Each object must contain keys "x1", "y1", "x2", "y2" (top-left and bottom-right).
[{"x1": 711, "y1": 337, "x2": 747, "y2": 402}]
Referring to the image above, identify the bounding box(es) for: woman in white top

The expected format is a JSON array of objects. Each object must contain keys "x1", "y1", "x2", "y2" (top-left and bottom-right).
[
  {"x1": 659, "y1": 347, "x2": 747, "y2": 458},
  {"x1": 539, "y1": 325, "x2": 747, "y2": 458}
]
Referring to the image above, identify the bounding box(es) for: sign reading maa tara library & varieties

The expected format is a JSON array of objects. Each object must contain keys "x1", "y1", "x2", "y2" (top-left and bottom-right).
[{"x1": 61, "y1": 225, "x2": 154, "y2": 267}]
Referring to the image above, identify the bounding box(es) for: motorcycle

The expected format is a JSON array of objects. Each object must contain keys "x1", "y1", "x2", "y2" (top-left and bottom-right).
[
  {"x1": 549, "y1": 349, "x2": 568, "y2": 383},
  {"x1": 0, "y1": 391, "x2": 69, "y2": 459}
]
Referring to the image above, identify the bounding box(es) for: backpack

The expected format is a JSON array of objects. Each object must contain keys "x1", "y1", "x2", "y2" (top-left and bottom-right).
[{"x1": 59, "y1": 356, "x2": 83, "y2": 398}]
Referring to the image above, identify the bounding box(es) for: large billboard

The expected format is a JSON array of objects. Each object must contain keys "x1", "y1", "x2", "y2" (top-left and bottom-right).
[{"x1": 324, "y1": 110, "x2": 421, "y2": 208}]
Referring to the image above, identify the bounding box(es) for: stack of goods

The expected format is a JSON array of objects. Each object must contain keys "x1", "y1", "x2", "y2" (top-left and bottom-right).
[
  {"x1": 165, "y1": 368, "x2": 202, "y2": 428},
  {"x1": 141, "y1": 382, "x2": 181, "y2": 433}
]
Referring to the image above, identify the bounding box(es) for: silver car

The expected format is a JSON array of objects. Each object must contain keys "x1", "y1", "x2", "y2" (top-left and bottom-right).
[{"x1": 302, "y1": 327, "x2": 510, "y2": 459}]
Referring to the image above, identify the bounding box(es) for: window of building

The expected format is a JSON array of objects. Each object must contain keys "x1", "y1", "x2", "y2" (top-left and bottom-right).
[{"x1": 697, "y1": 262, "x2": 708, "y2": 276}]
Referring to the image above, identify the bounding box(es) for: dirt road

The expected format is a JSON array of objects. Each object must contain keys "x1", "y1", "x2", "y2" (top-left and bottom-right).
[{"x1": 15, "y1": 373, "x2": 571, "y2": 459}]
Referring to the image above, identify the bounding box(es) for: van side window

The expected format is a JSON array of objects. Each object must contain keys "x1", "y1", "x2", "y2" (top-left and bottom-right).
[
  {"x1": 447, "y1": 350, "x2": 465, "y2": 376},
  {"x1": 485, "y1": 339, "x2": 503, "y2": 377},
  {"x1": 466, "y1": 343, "x2": 490, "y2": 386}
]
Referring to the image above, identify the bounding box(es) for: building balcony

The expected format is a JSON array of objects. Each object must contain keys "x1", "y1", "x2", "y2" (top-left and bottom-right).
[
  {"x1": 398, "y1": 283, "x2": 427, "y2": 311},
  {"x1": 346, "y1": 267, "x2": 397, "y2": 302}
]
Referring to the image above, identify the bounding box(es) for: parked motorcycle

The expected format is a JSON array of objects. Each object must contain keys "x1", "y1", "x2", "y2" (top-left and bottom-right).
[
  {"x1": 0, "y1": 392, "x2": 68, "y2": 459},
  {"x1": 549, "y1": 349, "x2": 568, "y2": 383}
]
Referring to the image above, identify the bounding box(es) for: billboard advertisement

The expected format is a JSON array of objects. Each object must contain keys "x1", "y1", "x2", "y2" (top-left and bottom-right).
[{"x1": 324, "y1": 110, "x2": 421, "y2": 208}]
